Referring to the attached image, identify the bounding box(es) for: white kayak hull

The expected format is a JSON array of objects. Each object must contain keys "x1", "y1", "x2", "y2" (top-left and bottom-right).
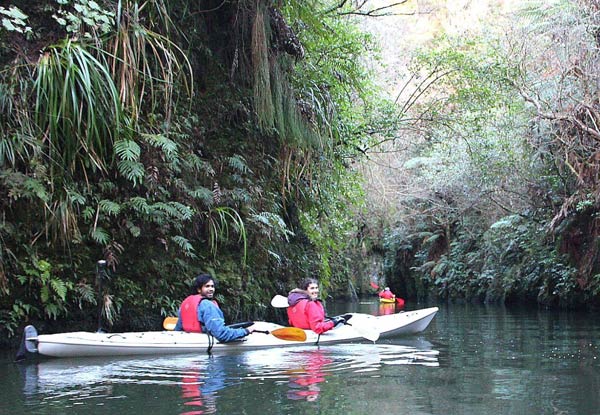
[{"x1": 30, "y1": 307, "x2": 438, "y2": 358}]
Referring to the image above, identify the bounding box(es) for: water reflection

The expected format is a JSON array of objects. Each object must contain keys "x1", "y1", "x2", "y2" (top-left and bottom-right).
[
  {"x1": 286, "y1": 350, "x2": 330, "y2": 401},
  {"x1": 378, "y1": 302, "x2": 396, "y2": 315},
  {"x1": 241, "y1": 341, "x2": 439, "y2": 402},
  {"x1": 7, "y1": 303, "x2": 600, "y2": 415},
  {"x1": 180, "y1": 357, "x2": 227, "y2": 414},
  {"x1": 18, "y1": 340, "x2": 439, "y2": 409}
]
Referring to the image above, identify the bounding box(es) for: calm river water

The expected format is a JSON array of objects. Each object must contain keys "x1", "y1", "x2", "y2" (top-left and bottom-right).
[{"x1": 2, "y1": 300, "x2": 600, "y2": 415}]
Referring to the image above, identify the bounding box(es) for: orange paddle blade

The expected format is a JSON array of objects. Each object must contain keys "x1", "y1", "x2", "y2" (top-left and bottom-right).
[
  {"x1": 270, "y1": 327, "x2": 307, "y2": 342},
  {"x1": 163, "y1": 316, "x2": 178, "y2": 331}
]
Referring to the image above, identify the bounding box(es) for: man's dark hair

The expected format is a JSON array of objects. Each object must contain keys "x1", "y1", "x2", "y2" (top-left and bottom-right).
[
  {"x1": 192, "y1": 273, "x2": 215, "y2": 293},
  {"x1": 300, "y1": 277, "x2": 318, "y2": 291}
]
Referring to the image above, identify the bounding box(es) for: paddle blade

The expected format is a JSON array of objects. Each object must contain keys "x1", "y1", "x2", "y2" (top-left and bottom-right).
[
  {"x1": 270, "y1": 295, "x2": 289, "y2": 308},
  {"x1": 369, "y1": 281, "x2": 379, "y2": 289},
  {"x1": 346, "y1": 314, "x2": 380, "y2": 342},
  {"x1": 396, "y1": 297, "x2": 405, "y2": 309},
  {"x1": 270, "y1": 327, "x2": 307, "y2": 342},
  {"x1": 163, "y1": 316, "x2": 178, "y2": 331},
  {"x1": 356, "y1": 326, "x2": 380, "y2": 342}
]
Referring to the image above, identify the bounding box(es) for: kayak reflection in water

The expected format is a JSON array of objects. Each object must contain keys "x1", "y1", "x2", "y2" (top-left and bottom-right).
[
  {"x1": 180, "y1": 357, "x2": 228, "y2": 415},
  {"x1": 378, "y1": 302, "x2": 396, "y2": 316},
  {"x1": 286, "y1": 350, "x2": 332, "y2": 402}
]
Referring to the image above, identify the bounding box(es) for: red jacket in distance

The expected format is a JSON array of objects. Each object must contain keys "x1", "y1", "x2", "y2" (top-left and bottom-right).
[
  {"x1": 378, "y1": 289, "x2": 395, "y2": 299},
  {"x1": 287, "y1": 290, "x2": 334, "y2": 334}
]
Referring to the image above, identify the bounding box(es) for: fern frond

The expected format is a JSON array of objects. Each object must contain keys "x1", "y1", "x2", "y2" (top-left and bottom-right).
[
  {"x1": 91, "y1": 226, "x2": 110, "y2": 245},
  {"x1": 114, "y1": 139, "x2": 141, "y2": 161},
  {"x1": 142, "y1": 133, "x2": 179, "y2": 160},
  {"x1": 188, "y1": 186, "x2": 214, "y2": 206},
  {"x1": 227, "y1": 154, "x2": 252, "y2": 174},
  {"x1": 50, "y1": 278, "x2": 68, "y2": 301},
  {"x1": 152, "y1": 202, "x2": 194, "y2": 221},
  {"x1": 128, "y1": 196, "x2": 150, "y2": 214},
  {"x1": 99, "y1": 199, "x2": 121, "y2": 216},
  {"x1": 117, "y1": 160, "x2": 145, "y2": 185},
  {"x1": 66, "y1": 189, "x2": 86, "y2": 205},
  {"x1": 250, "y1": 211, "x2": 295, "y2": 241},
  {"x1": 171, "y1": 235, "x2": 196, "y2": 258}
]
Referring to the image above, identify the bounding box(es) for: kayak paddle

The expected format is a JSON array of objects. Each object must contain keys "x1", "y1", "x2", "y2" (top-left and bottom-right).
[
  {"x1": 342, "y1": 315, "x2": 380, "y2": 342},
  {"x1": 163, "y1": 316, "x2": 178, "y2": 330},
  {"x1": 270, "y1": 294, "x2": 289, "y2": 308},
  {"x1": 162, "y1": 316, "x2": 307, "y2": 341},
  {"x1": 254, "y1": 327, "x2": 307, "y2": 342},
  {"x1": 162, "y1": 318, "x2": 254, "y2": 331}
]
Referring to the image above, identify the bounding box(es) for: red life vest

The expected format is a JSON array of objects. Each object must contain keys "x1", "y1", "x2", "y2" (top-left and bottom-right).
[
  {"x1": 287, "y1": 299, "x2": 329, "y2": 330},
  {"x1": 287, "y1": 298, "x2": 311, "y2": 329},
  {"x1": 180, "y1": 294, "x2": 219, "y2": 333}
]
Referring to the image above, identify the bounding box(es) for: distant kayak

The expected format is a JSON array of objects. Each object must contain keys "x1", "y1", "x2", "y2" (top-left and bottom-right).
[
  {"x1": 379, "y1": 297, "x2": 396, "y2": 303},
  {"x1": 22, "y1": 307, "x2": 439, "y2": 358}
]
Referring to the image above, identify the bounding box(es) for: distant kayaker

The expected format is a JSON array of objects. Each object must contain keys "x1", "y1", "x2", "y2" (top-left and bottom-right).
[
  {"x1": 174, "y1": 273, "x2": 254, "y2": 342},
  {"x1": 287, "y1": 278, "x2": 345, "y2": 334},
  {"x1": 378, "y1": 287, "x2": 395, "y2": 300}
]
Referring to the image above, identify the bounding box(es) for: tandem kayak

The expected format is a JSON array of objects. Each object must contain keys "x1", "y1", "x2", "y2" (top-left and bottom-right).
[{"x1": 21, "y1": 307, "x2": 438, "y2": 358}]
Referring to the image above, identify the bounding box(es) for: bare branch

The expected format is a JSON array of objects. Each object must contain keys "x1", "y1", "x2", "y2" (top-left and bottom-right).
[
  {"x1": 338, "y1": 1, "x2": 415, "y2": 17},
  {"x1": 513, "y1": 82, "x2": 600, "y2": 141}
]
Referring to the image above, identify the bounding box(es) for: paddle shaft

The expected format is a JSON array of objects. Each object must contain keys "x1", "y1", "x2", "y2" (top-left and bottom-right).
[{"x1": 162, "y1": 317, "x2": 307, "y2": 341}]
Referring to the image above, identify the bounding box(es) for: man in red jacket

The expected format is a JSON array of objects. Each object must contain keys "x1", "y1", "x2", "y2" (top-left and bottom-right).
[{"x1": 287, "y1": 278, "x2": 345, "y2": 334}]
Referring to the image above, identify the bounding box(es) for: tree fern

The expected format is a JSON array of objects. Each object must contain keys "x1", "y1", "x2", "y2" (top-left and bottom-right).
[{"x1": 75, "y1": 282, "x2": 96, "y2": 308}]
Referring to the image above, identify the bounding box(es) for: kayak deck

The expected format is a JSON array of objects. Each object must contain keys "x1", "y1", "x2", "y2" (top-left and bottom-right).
[{"x1": 28, "y1": 307, "x2": 438, "y2": 358}]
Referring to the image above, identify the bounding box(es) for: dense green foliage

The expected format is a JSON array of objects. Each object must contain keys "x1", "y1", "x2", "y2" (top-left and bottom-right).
[
  {"x1": 378, "y1": 0, "x2": 600, "y2": 309},
  {"x1": 0, "y1": 0, "x2": 388, "y2": 341},
  {"x1": 3, "y1": 0, "x2": 599, "y2": 347}
]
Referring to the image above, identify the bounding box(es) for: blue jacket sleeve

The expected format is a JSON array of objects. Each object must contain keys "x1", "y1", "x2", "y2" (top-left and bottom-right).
[{"x1": 198, "y1": 300, "x2": 248, "y2": 342}]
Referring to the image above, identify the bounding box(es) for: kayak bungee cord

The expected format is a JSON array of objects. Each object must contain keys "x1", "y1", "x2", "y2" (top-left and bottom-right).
[{"x1": 206, "y1": 331, "x2": 215, "y2": 353}]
